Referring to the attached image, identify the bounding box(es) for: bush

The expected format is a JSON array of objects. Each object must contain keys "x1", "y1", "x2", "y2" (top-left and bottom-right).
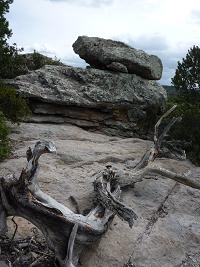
[
  {"x1": 0, "y1": 83, "x2": 31, "y2": 123},
  {"x1": 27, "y1": 50, "x2": 62, "y2": 70},
  {"x1": 0, "y1": 0, "x2": 31, "y2": 161},
  {"x1": 1, "y1": 50, "x2": 63, "y2": 79},
  {"x1": 0, "y1": 112, "x2": 10, "y2": 160},
  {"x1": 0, "y1": 83, "x2": 31, "y2": 161},
  {"x1": 169, "y1": 45, "x2": 200, "y2": 165},
  {"x1": 166, "y1": 92, "x2": 200, "y2": 164}
]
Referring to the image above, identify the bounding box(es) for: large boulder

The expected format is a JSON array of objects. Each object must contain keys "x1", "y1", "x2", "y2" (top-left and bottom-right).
[
  {"x1": 9, "y1": 65, "x2": 166, "y2": 138},
  {"x1": 73, "y1": 36, "x2": 163, "y2": 80}
]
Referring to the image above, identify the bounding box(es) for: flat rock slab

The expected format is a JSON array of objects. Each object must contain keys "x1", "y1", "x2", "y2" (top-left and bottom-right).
[
  {"x1": 8, "y1": 65, "x2": 166, "y2": 138},
  {"x1": 1, "y1": 123, "x2": 200, "y2": 267},
  {"x1": 73, "y1": 36, "x2": 163, "y2": 80},
  {"x1": 0, "y1": 261, "x2": 9, "y2": 267}
]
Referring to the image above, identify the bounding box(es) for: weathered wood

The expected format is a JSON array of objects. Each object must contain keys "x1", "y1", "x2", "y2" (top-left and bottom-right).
[{"x1": 0, "y1": 141, "x2": 135, "y2": 266}]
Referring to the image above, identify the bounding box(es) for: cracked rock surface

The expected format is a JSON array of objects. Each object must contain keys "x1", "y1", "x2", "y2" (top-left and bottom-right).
[
  {"x1": 7, "y1": 64, "x2": 166, "y2": 138},
  {"x1": 1, "y1": 123, "x2": 200, "y2": 267},
  {"x1": 73, "y1": 36, "x2": 163, "y2": 80}
]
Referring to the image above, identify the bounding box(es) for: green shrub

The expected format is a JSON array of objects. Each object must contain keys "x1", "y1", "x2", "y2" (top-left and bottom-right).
[
  {"x1": 0, "y1": 45, "x2": 26, "y2": 79},
  {"x1": 1, "y1": 51, "x2": 63, "y2": 79},
  {"x1": 0, "y1": 0, "x2": 32, "y2": 161},
  {"x1": 166, "y1": 92, "x2": 200, "y2": 164},
  {"x1": 0, "y1": 112, "x2": 10, "y2": 160},
  {"x1": 0, "y1": 83, "x2": 31, "y2": 161},
  {"x1": 0, "y1": 83, "x2": 31, "y2": 123},
  {"x1": 28, "y1": 50, "x2": 62, "y2": 70}
]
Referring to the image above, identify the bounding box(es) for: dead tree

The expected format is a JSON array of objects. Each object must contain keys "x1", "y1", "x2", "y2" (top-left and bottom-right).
[{"x1": 0, "y1": 105, "x2": 200, "y2": 267}]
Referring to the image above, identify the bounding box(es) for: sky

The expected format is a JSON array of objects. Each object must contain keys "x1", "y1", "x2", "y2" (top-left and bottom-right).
[{"x1": 6, "y1": 0, "x2": 200, "y2": 85}]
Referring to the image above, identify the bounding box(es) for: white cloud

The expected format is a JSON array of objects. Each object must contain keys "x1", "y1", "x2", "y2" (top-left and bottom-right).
[
  {"x1": 62, "y1": 54, "x2": 87, "y2": 67},
  {"x1": 127, "y1": 35, "x2": 169, "y2": 53},
  {"x1": 23, "y1": 43, "x2": 57, "y2": 56},
  {"x1": 47, "y1": 0, "x2": 113, "y2": 7},
  {"x1": 190, "y1": 10, "x2": 200, "y2": 24}
]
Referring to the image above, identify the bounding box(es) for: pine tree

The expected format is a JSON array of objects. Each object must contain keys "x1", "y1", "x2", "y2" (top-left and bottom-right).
[
  {"x1": 0, "y1": 0, "x2": 23, "y2": 78},
  {"x1": 172, "y1": 46, "x2": 200, "y2": 95}
]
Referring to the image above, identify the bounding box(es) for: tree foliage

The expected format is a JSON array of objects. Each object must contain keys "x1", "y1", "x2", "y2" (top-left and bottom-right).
[
  {"x1": 0, "y1": 83, "x2": 31, "y2": 123},
  {"x1": 167, "y1": 95, "x2": 200, "y2": 164},
  {"x1": 0, "y1": 112, "x2": 10, "y2": 160},
  {"x1": 172, "y1": 45, "x2": 200, "y2": 94},
  {"x1": 0, "y1": 1, "x2": 31, "y2": 160},
  {"x1": 0, "y1": 82, "x2": 31, "y2": 161},
  {"x1": 0, "y1": 0, "x2": 13, "y2": 41},
  {"x1": 20, "y1": 50, "x2": 63, "y2": 72},
  {"x1": 168, "y1": 46, "x2": 200, "y2": 165},
  {"x1": 0, "y1": 0, "x2": 23, "y2": 79}
]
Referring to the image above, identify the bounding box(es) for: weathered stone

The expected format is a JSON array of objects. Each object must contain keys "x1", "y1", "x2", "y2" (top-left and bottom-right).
[
  {"x1": 106, "y1": 62, "x2": 128, "y2": 73},
  {"x1": 0, "y1": 261, "x2": 9, "y2": 267},
  {"x1": 8, "y1": 65, "x2": 166, "y2": 138},
  {"x1": 1, "y1": 122, "x2": 200, "y2": 267},
  {"x1": 73, "y1": 36, "x2": 163, "y2": 80}
]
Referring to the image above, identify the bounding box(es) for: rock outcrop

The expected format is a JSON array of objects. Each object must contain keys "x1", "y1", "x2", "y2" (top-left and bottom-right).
[
  {"x1": 10, "y1": 64, "x2": 166, "y2": 138},
  {"x1": 1, "y1": 122, "x2": 200, "y2": 267},
  {"x1": 6, "y1": 36, "x2": 167, "y2": 138},
  {"x1": 73, "y1": 36, "x2": 163, "y2": 80}
]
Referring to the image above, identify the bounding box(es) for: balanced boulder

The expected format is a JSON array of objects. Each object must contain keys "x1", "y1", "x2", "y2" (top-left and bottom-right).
[{"x1": 73, "y1": 36, "x2": 163, "y2": 80}]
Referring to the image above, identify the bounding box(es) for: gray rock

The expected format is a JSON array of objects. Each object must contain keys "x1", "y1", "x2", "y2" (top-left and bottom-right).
[
  {"x1": 9, "y1": 65, "x2": 166, "y2": 138},
  {"x1": 0, "y1": 261, "x2": 9, "y2": 267},
  {"x1": 106, "y1": 62, "x2": 128, "y2": 73},
  {"x1": 73, "y1": 36, "x2": 163, "y2": 80},
  {"x1": 1, "y1": 122, "x2": 200, "y2": 267}
]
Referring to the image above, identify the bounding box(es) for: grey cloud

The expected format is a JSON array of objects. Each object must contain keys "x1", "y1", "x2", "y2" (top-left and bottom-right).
[
  {"x1": 47, "y1": 0, "x2": 113, "y2": 7},
  {"x1": 62, "y1": 54, "x2": 87, "y2": 67},
  {"x1": 157, "y1": 51, "x2": 186, "y2": 85},
  {"x1": 190, "y1": 10, "x2": 200, "y2": 24},
  {"x1": 129, "y1": 35, "x2": 169, "y2": 52},
  {"x1": 158, "y1": 51, "x2": 187, "y2": 85},
  {"x1": 117, "y1": 35, "x2": 187, "y2": 85},
  {"x1": 23, "y1": 45, "x2": 57, "y2": 57}
]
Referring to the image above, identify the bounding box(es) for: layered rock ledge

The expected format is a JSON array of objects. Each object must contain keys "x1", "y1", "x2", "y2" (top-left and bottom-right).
[{"x1": 9, "y1": 65, "x2": 166, "y2": 138}]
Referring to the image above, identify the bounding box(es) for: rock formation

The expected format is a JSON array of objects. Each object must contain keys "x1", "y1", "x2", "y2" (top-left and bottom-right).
[
  {"x1": 9, "y1": 64, "x2": 166, "y2": 138},
  {"x1": 7, "y1": 36, "x2": 166, "y2": 138},
  {"x1": 73, "y1": 36, "x2": 163, "y2": 80}
]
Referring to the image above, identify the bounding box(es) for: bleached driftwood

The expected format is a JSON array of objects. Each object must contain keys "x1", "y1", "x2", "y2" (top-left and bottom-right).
[
  {"x1": 0, "y1": 141, "x2": 136, "y2": 267},
  {"x1": 0, "y1": 105, "x2": 199, "y2": 267}
]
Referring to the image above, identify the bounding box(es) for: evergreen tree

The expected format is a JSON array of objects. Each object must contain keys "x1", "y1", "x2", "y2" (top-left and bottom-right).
[
  {"x1": 168, "y1": 46, "x2": 200, "y2": 165},
  {"x1": 172, "y1": 46, "x2": 200, "y2": 95},
  {"x1": 0, "y1": 0, "x2": 24, "y2": 78},
  {"x1": 0, "y1": 1, "x2": 31, "y2": 160}
]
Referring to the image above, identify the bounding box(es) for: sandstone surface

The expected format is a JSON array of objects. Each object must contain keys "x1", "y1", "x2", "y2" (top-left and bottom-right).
[{"x1": 1, "y1": 123, "x2": 200, "y2": 267}]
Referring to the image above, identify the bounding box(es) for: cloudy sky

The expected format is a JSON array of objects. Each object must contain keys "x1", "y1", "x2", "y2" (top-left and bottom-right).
[{"x1": 7, "y1": 0, "x2": 200, "y2": 84}]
